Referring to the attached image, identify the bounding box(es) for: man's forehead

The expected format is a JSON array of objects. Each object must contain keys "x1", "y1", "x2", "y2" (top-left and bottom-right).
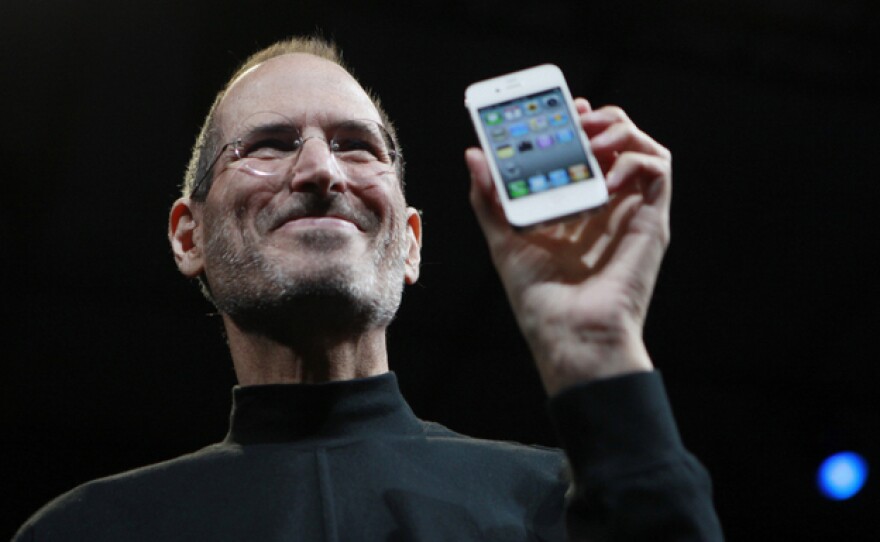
[{"x1": 216, "y1": 53, "x2": 380, "y2": 132}]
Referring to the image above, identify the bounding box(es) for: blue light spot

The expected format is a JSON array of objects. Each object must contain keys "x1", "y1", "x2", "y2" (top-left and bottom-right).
[{"x1": 818, "y1": 451, "x2": 868, "y2": 500}]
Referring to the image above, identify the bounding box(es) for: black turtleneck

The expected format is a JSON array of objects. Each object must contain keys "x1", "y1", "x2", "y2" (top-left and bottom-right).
[
  {"x1": 15, "y1": 371, "x2": 723, "y2": 541},
  {"x1": 225, "y1": 373, "x2": 426, "y2": 445}
]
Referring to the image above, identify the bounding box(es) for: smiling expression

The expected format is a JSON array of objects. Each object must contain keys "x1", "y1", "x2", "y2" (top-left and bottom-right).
[{"x1": 195, "y1": 53, "x2": 420, "y2": 333}]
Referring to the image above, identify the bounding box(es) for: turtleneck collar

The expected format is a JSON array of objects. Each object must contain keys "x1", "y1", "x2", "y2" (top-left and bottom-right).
[{"x1": 224, "y1": 372, "x2": 424, "y2": 445}]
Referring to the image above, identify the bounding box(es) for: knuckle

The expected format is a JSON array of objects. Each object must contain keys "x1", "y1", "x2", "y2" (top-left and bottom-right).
[
  {"x1": 658, "y1": 144, "x2": 672, "y2": 162},
  {"x1": 658, "y1": 221, "x2": 671, "y2": 247},
  {"x1": 604, "y1": 105, "x2": 629, "y2": 122},
  {"x1": 606, "y1": 122, "x2": 635, "y2": 144}
]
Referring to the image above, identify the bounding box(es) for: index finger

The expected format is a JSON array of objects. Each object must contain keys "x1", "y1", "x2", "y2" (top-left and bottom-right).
[{"x1": 574, "y1": 97, "x2": 592, "y2": 115}]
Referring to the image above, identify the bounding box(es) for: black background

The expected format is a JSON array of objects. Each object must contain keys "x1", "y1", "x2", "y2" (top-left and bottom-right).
[{"x1": 3, "y1": 1, "x2": 878, "y2": 539}]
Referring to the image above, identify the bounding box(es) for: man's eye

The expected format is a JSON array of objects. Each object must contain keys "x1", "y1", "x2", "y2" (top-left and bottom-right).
[
  {"x1": 333, "y1": 137, "x2": 384, "y2": 161},
  {"x1": 244, "y1": 138, "x2": 295, "y2": 158}
]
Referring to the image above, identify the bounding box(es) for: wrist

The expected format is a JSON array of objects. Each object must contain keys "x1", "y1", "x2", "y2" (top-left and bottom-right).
[{"x1": 527, "y1": 322, "x2": 654, "y2": 396}]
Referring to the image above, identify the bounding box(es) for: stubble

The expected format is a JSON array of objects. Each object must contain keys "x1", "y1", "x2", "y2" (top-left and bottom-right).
[{"x1": 201, "y1": 193, "x2": 408, "y2": 338}]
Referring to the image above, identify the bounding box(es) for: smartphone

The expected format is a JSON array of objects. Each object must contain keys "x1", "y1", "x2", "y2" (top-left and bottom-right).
[{"x1": 465, "y1": 64, "x2": 607, "y2": 228}]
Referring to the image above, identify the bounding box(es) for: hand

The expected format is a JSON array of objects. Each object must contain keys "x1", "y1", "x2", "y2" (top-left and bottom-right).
[{"x1": 465, "y1": 99, "x2": 672, "y2": 395}]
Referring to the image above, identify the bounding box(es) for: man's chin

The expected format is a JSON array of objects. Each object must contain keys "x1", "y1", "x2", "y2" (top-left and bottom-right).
[{"x1": 220, "y1": 278, "x2": 397, "y2": 339}]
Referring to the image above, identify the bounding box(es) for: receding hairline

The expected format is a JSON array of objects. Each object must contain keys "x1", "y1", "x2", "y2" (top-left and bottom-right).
[
  {"x1": 213, "y1": 53, "x2": 381, "y2": 133},
  {"x1": 227, "y1": 52, "x2": 356, "y2": 92}
]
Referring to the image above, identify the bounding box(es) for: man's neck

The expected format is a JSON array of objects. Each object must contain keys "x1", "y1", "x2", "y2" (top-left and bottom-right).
[{"x1": 222, "y1": 315, "x2": 390, "y2": 386}]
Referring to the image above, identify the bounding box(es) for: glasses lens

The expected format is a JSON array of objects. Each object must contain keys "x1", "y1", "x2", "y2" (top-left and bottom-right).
[
  {"x1": 228, "y1": 113, "x2": 397, "y2": 180},
  {"x1": 330, "y1": 120, "x2": 397, "y2": 168},
  {"x1": 231, "y1": 112, "x2": 301, "y2": 178}
]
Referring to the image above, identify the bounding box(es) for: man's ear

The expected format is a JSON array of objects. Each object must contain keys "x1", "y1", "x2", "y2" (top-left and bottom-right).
[
  {"x1": 169, "y1": 198, "x2": 205, "y2": 278},
  {"x1": 404, "y1": 207, "x2": 422, "y2": 285}
]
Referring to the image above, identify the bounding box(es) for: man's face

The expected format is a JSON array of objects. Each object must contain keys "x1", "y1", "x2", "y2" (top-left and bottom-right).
[{"x1": 195, "y1": 53, "x2": 419, "y2": 332}]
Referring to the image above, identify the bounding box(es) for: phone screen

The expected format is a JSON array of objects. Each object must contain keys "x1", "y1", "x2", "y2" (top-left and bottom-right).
[{"x1": 478, "y1": 88, "x2": 595, "y2": 200}]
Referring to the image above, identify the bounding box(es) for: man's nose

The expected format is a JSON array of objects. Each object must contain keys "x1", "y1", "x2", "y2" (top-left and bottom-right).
[{"x1": 288, "y1": 137, "x2": 347, "y2": 194}]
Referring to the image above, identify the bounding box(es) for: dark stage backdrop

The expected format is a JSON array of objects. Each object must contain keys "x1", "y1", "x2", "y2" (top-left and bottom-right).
[{"x1": 3, "y1": 1, "x2": 878, "y2": 539}]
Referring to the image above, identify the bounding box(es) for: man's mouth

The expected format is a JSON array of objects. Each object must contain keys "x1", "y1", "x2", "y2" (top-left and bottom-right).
[
  {"x1": 264, "y1": 194, "x2": 380, "y2": 235},
  {"x1": 276, "y1": 215, "x2": 360, "y2": 232}
]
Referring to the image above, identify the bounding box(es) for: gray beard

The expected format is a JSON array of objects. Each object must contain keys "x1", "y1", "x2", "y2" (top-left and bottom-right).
[{"x1": 202, "y1": 210, "x2": 407, "y2": 338}]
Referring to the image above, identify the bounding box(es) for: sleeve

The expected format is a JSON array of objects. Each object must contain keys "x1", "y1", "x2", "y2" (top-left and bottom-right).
[{"x1": 548, "y1": 371, "x2": 724, "y2": 541}]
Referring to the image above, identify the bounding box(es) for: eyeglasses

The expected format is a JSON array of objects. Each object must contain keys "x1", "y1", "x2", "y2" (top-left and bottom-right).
[{"x1": 191, "y1": 112, "x2": 399, "y2": 200}]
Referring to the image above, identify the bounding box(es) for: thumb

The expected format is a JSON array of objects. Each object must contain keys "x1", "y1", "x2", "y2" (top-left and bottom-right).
[{"x1": 466, "y1": 147, "x2": 508, "y2": 239}]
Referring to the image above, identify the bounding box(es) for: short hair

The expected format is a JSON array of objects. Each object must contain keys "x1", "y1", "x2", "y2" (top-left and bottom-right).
[{"x1": 182, "y1": 35, "x2": 404, "y2": 201}]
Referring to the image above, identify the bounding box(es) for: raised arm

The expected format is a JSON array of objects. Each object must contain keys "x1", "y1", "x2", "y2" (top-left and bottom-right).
[
  {"x1": 466, "y1": 99, "x2": 670, "y2": 394},
  {"x1": 466, "y1": 100, "x2": 723, "y2": 540}
]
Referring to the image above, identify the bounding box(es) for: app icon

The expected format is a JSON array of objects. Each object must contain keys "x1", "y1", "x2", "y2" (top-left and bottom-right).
[
  {"x1": 504, "y1": 105, "x2": 523, "y2": 121},
  {"x1": 524, "y1": 100, "x2": 540, "y2": 115},
  {"x1": 529, "y1": 116, "x2": 548, "y2": 131},
  {"x1": 507, "y1": 180, "x2": 529, "y2": 199},
  {"x1": 508, "y1": 122, "x2": 529, "y2": 137},
  {"x1": 549, "y1": 112, "x2": 568, "y2": 126},
  {"x1": 543, "y1": 95, "x2": 561, "y2": 108},
  {"x1": 484, "y1": 110, "x2": 503, "y2": 125},
  {"x1": 490, "y1": 126, "x2": 507, "y2": 142},
  {"x1": 549, "y1": 168, "x2": 570, "y2": 187},
  {"x1": 555, "y1": 128, "x2": 574, "y2": 143},
  {"x1": 536, "y1": 134, "x2": 554, "y2": 149},
  {"x1": 517, "y1": 140, "x2": 534, "y2": 153},
  {"x1": 496, "y1": 144, "x2": 515, "y2": 159},
  {"x1": 528, "y1": 174, "x2": 549, "y2": 192},
  {"x1": 568, "y1": 163, "x2": 592, "y2": 181},
  {"x1": 503, "y1": 163, "x2": 522, "y2": 178}
]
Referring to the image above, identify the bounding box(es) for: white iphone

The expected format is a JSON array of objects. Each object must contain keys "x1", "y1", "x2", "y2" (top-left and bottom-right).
[{"x1": 465, "y1": 64, "x2": 608, "y2": 228}]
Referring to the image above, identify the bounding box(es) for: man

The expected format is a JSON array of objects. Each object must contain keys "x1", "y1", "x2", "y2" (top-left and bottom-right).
[{"x1": 15, "y1": 37, "x2": 723, "y2": 540}]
